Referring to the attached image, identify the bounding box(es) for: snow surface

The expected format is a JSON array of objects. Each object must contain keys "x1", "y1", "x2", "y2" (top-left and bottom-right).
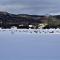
[
  {"x1": 0, "y1": 29, "x2": 60, "y2": 60},
  {"x1": 0, "y1": 29, "x2": 60, "y2": 34}
]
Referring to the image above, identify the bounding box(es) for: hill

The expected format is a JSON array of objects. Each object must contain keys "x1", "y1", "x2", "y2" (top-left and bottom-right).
[{"x1": 0, "y1": 11, "x2": 60, "y2": 29}]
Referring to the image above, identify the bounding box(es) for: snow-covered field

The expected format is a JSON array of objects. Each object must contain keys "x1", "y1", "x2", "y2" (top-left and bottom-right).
[
  {"x1": 0, "y1": 29, "x2": 60, "y2": 60},
  {"x1": 0, "y1": 29, "x2": 60, "y2": 34}
]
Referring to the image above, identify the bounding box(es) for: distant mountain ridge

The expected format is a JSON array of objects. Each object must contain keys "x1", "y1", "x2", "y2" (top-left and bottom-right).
[
  {"x1": 0, "y1": 11, "x2": 60, "y2": 29},
  {"x1": 0, "y1": 11, "x2": 60, "y2": 19}
]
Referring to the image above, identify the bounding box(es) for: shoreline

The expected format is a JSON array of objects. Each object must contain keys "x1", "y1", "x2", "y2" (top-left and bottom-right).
[{"x1": 0, "y1": 29, "x2": 60, "y2": 34}]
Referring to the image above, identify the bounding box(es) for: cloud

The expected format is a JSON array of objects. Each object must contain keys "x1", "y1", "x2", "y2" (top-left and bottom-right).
[{"x1": 0, "y1": 0, "x2": 60, "y2": 15}]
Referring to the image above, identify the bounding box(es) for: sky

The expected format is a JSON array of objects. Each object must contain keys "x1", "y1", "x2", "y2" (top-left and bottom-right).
[{"x1": 0, "y1": 0, "x2": 60, "y2": 15}]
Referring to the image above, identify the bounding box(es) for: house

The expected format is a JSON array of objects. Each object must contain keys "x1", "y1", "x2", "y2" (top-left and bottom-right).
[{"x1": 38, "y1": 23, "x2": 48, "y2": 29}]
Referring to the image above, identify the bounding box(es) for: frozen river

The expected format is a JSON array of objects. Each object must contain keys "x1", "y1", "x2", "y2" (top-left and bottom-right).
[{"x1": 0, "y1": 30, "x2": 60, "y2": 60}]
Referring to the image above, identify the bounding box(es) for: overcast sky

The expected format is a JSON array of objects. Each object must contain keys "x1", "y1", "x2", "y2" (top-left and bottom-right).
[{"x1": 0, "y1": 0, "x2": 60, "y2": 15}]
